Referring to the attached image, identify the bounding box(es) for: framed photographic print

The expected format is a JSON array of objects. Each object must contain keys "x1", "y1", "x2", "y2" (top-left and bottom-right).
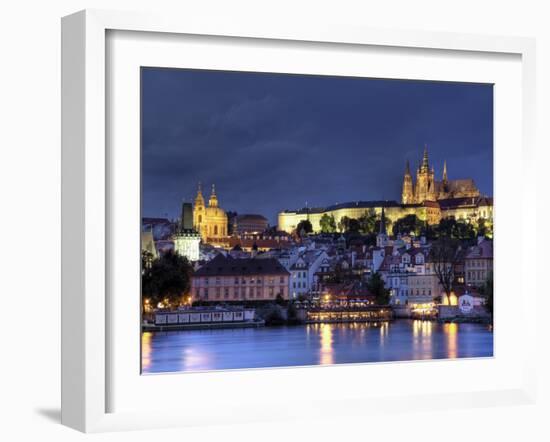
[{"x1": 61, "y1": 9, "x2": 537, "y2": 432}]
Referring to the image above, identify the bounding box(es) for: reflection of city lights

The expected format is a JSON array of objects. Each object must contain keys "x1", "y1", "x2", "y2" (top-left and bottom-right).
[
  {"x1": 319, "y1": 324, "x2": 334, "y2": 365},
  {"x1": 182, "y1": 347, "x2": 212, "y2": 371},
  {"x1": 412, "y1": 320, "x2": 433, "y2": 359},
  {"x1": 141, "y1": 332, "x2": 152, "y2": 372},
  {"x1": 444, "y1": 323, "x2": 458, "y2": 358},
  {"x1": 379, "y1": 321, "x2": 389, "y2": 346}
]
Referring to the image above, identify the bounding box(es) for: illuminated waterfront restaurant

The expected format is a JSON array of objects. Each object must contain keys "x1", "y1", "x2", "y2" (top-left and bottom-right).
[
  {"x1": 307, "y1": 307, "x2": 393, "y2": 323},
  {"x1": 304, "y1": 281, "x2": 393, "y2": 323}
]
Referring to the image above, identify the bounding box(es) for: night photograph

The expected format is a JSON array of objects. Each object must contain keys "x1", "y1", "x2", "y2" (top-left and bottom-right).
[{"x1": 140, "y1": 68, "x2": 494, "y2": 374}]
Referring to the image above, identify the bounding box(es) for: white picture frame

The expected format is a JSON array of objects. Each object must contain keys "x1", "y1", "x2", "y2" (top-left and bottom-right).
[{"x1": 61, "y1": 9, "x2": 537, "y2": 433}]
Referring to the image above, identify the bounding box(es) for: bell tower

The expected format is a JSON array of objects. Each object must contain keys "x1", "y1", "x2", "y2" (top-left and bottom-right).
[
  {"x1": 401, "y1": 160, "x2": 414, "y2": 204},
  {"x1": 193, "y1": 182, "x2": 205, "y2": 235},
  {"x1": 414, "y1": 145, "x2": 436, "y2": 202}
]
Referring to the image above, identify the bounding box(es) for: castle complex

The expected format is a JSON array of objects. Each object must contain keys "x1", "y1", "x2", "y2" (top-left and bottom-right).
[{"x1": 277, "y1": 147, "x2": 493, "y2": 234}]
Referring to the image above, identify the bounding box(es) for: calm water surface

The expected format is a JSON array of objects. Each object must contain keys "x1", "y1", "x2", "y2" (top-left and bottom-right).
[{"x1": 141, "y1": 320, "x2": 493, "y2": 374}]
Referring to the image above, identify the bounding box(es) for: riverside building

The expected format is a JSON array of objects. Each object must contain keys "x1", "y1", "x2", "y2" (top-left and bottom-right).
[{"x1": 191, "y1": 254, "x2": 290, "y2": 302}]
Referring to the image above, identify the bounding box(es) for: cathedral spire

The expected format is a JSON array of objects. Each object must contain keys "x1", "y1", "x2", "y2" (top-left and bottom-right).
[
  {"x1": 422, "y1": 144, "x2": 429, "y2": 171},
  {"x1": 195, "y1": 181, "x2": 205, "y2": 207},
  {"x1": 376, "y1": 205, "x2": 388, "y2": 247},
  {"x1": 379, "y1": 206, "x2": 387, "y2": 235},
  {"x1": 443, "y1": 160, "x2": 448, "y2": 182},
  {"x1": 402, "y1": 159, "x2": 414, "y2": 204}
]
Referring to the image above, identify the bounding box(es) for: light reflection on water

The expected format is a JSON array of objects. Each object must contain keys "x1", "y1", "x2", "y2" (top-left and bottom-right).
[
  {"x1": 320, "y1": 324, "x2": 334, "y2": 365},
  {"x1": 141, "y1": 320, "x2": 493, "y2": 374},
  {"x1": 444, "y1": 322, "x2": 458, "y2": 359}
]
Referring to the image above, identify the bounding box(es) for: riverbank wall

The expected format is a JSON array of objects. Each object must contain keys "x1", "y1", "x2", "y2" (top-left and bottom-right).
[
  {"x1": 437, "y1": 305, "x2": 492, "y2": 323},
  {"x1": 143, "y1": 319, "x2": 265, "y2": 332}
]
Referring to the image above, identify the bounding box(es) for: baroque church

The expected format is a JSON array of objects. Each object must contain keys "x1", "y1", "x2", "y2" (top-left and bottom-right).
[
  {"x1": 402, "y1": 146, "x2": 480, "y2": 204},
  {"x1": 193, "y1": 183, "x2": 228, "y2": 240}
]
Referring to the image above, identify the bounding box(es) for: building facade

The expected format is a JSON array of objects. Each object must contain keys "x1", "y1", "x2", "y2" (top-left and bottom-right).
[
  {"x1": 289, "y1": 250, "x2": 329, "y2": 299},
  {"x1": 173, "y1": 202, "x2": 201, "y2": 261},
  {"x1": 464, "y1": 238, "x2": 493, "y2": 288},
  {"x1": 379, "y1": 247, "x2": 443, "y2": 309},
  {"x1": 191, "y1": 254, "x2": 290, "y2": 302},
  {"x1": 193, "y1": 183, "x2": 228, "y2": 241},
  {"x1": 233, "y1": 214, "x2": 269, "y2": 235}
]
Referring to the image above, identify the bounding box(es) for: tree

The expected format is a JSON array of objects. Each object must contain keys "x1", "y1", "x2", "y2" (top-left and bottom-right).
[
  {"x1": 436, "y1": 217, "x2": 457, "y2": 238},
  {"x1": 392, "y1": 214, "x2": 424, "y2": 237},
  {"x1": 454, "y1": 219, "x2": 476, "y2": 241},
  {"x1": 337, "y1": 216, "x2": 360, "y2": 234},
  {"x1": 429, "y1": 236, "x2": 461, "y2": 305},
  {"x1": 142, "y1": 250, "x2": 194, "y2": 310},
  {"x1": 141, "y1": 249, "x2": 154, "y2": 270},
  {"x1": 347, "y1": 218, "x2": 360, "y2": 233},
  {"x1": 338, "y1": 216, "x2": 351, "y2": 233},
  {"x1": 366, "y1": 272, "x2": 390, "y2": 305},
  {"x1": 476, "y1": 217, "x2": 493, "y2": 239},
  {"x1": 437, "y1": 217, "x2": 475, "y2": 241},
  {"x1": 141, "y1": 250, "x2": 155, "y2": 313},
  {"x1": 358, "y1": 209, "x2": 377, "y2": 235},
  {"x1": 296, "y1": 219, "x2": 313, "y2": 236},
  {"x1": 319, "y1": 213, "x2": 337, "y2": 233}
]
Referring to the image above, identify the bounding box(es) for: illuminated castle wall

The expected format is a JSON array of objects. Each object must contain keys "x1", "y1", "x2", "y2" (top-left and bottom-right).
[
  {"x1": 278, "y1": 147, "x2": 492, "y2": 234},
  {"x1": 278, "y1": 202, "x2": 435, "y2": 234}
]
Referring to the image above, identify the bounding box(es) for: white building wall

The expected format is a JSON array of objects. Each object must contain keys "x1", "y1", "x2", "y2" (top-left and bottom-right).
[{"x1": 174, "y1": 236, "x2": 200, "y2": 261}]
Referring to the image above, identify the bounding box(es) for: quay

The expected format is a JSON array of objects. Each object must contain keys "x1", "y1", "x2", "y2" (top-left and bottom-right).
[{"x1": 142, "y1": 319, "x2": 265, "y2": 332}]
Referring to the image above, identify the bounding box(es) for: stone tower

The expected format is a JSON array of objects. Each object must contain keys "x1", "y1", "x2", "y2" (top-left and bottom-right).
[
  {"x1": 414, "y1": 145, "x2": 436, "y2": 203},
  {"x1": 193, "y1": 182, "x2": 205, "y2": 235},
  {"x1": 376, "y1": 206, "x2": 389, "y2": 247},
  {"x1": 401, "y1": 160, "x2": 414, "y2": 204}
]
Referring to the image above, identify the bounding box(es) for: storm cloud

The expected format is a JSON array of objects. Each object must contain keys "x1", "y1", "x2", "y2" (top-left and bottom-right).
[{"x1": 141, "y1": 68, "x2": 493, "y2": 225}]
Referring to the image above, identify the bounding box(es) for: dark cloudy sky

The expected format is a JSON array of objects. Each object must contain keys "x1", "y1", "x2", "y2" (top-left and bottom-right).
[{"x1": 141, "y1": 68, "x2": 493, "y2": 225}]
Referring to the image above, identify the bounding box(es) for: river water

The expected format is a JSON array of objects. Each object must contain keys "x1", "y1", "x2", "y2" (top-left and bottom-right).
[{"x1": 141, "y1": 319, "x2": 493, "y2": 374}]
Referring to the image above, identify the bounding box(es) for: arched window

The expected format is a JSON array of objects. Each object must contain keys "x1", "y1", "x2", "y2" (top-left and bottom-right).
[
  {"x1": 214, "y1": 225, "x2": 218, "y2": 235},
  {"x1": 198, "y1": 215, "x2": 202, "y2": 223}
]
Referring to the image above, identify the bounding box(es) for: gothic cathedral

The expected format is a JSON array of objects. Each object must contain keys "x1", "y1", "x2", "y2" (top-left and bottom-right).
[{"x1": 402, "y1": 146, "x2": 481, "y2": 204}]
